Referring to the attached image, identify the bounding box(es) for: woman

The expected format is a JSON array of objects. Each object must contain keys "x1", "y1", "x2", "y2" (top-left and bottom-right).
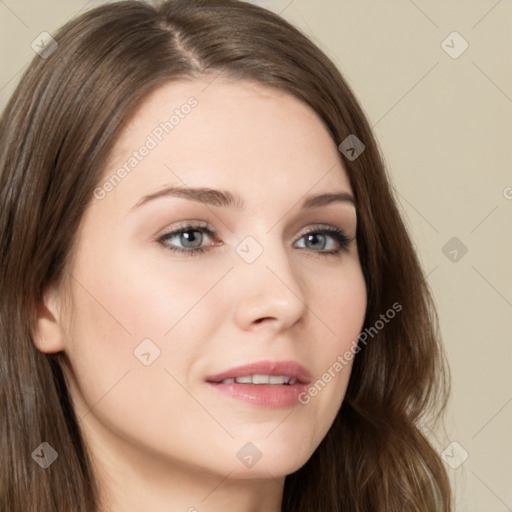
[{"x1": 0, "y1": 0, "x2": 452, "y2": 510}]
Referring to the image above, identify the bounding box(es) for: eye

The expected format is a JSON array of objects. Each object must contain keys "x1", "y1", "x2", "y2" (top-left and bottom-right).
[
  {"x1": 157, "y1": 223, "x2": 353, "y2": 257},
  {"x1": 157, "y1": 222, "x2": 216, "y2": 256},
  {"x1": 294, "y1": 226, "x2": 352, "y2": 256}
]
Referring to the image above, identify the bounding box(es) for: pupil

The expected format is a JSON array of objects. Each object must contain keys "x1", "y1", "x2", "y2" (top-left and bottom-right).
[
  {"x1": 182, "y1": 231, "x2": 201, "y2": 248},
  {"x1": 307, "y1": 233, "x2": 324, "y2": 249}
]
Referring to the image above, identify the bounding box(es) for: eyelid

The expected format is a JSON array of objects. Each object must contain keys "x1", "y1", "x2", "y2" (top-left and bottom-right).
[
  {"x1": 298, "y1": 223, "x2": 352, "y2": 237},
  {"x1": 157, "y1": 220, "x2": 214, "y2": 238}
]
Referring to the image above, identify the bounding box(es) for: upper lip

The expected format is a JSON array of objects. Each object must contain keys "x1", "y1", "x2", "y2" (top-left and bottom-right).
[{"x1": 205, "y1": 360, "x2": 312, "y2": 385}]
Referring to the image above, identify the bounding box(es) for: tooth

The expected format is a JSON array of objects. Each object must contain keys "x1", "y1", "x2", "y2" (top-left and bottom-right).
[
  {"x1": 269, "y1": 375, "x2": 286, "y2": 385},
  {"x1": 252, "y1": 374, "x2": 269, "y2": 384},
  {"x1": 226, "y1": 375, "x2": 296, "y2": 385},
  {"x1": 234, "y1": 376, "x2": 252, "y2": 384}
]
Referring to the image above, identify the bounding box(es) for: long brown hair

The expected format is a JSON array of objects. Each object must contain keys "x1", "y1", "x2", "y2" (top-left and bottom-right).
[{"x1": 0, "y1": 1, "x2": 451, "y2": 510}]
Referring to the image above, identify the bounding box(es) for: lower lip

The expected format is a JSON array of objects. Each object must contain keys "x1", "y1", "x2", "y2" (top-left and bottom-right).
[{"x1": 206, "y1": 381, "x2": 310, "y2": 408}]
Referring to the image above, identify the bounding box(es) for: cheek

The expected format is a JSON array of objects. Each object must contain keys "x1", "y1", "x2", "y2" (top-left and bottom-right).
[
  {"x1": 314, "y1": 259, "x2": 367, "y2": 351},
  {"x1": 64, "y1": 239, "x2": 228, "y2": 384},
  {"x1": 299, "y1": 261, "x2": 366, "y2": 422},
  {"x1": 71, "y1": 235, "x2": 222, "y2": 336}
]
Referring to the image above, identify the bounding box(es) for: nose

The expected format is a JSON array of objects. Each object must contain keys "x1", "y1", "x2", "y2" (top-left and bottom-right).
[{"x1": 231, "y1": 238, "x2": 309, "y2": 333}]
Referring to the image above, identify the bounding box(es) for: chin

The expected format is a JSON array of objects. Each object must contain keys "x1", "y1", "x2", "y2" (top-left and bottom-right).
[{"x1": 224, "y1": 441, "x2": 315, "y2": 480}]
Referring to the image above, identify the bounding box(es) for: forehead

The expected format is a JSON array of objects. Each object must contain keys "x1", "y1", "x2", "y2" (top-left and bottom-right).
[{"x1": 98, "y1": 77, "x2": 352, "y2": 212}]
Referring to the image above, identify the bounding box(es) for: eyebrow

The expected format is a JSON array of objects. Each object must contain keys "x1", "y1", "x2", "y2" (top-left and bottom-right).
[{"x1": 129, "y1": 185, "x2": 356, "y2": 213}]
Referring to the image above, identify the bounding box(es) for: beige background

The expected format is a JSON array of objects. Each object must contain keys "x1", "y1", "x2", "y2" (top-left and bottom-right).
[{"x1": 1, "y1": 1, "x2": 511, "y2": 510}]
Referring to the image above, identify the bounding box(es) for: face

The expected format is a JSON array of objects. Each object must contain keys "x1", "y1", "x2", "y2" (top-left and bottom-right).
[{"x1": 49, "y1": 78, "x2": 367, "y2": 480}]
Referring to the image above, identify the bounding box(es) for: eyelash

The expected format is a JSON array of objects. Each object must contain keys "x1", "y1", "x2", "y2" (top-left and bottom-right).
[{"x1": 157, "y1": 222, "x2": 353, "y2": 258}]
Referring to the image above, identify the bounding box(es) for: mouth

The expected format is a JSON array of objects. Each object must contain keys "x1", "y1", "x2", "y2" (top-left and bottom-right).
[
  {"x1": 205, "y1": 360, "x2": 312, "y2": 408},
  {"x1": 205, "y1": 359, "x2": 312, "y2": 385},
  {"x1": 211, "y1": 375, "x2": 300, "y2": 385}
]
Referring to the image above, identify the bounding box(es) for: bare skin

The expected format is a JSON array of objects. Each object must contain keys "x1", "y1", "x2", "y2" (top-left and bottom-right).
[{"x1": 34, "y1": 77, "x2": 367, "y2": 512}]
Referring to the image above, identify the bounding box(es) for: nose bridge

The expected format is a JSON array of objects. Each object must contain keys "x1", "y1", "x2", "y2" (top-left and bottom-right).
[{"x1": 231, "y1": 228, "x2": 308, "y2": 329}]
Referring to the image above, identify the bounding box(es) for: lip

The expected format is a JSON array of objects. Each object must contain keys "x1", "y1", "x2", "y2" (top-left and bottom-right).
[
  {"x1": 205, "y1": 360, "x2": 312, "y2": 409},
  {"x1": 205, "y1": 360, "x2": 312, "y2": 385}
]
